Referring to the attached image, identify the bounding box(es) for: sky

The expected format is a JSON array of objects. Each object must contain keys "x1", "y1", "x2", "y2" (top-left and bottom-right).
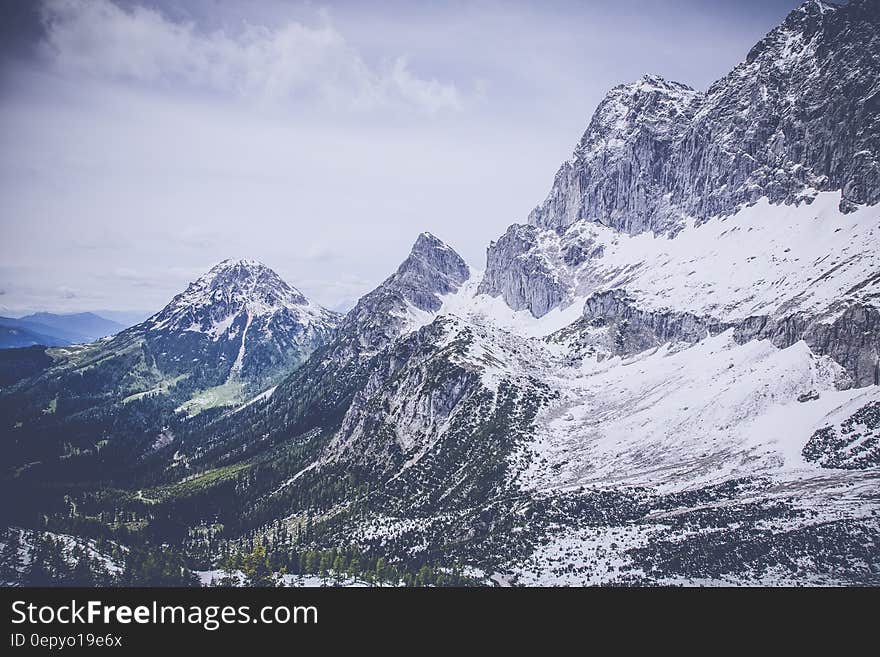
[{"x1": 0, "y1": 0, "x2": 803, "y2": 317}]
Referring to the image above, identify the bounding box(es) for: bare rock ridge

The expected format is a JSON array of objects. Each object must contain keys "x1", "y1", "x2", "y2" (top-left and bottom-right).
[
  {"x1": 570, "y1": 289, "x2": 879, "y2": 386},
  {"x1": 391, "y1": 232, "x2": 471, "y2": 313},
  {"x1": 525, "y1": 0, "x2": 880, "y2": 236},
  {"x1": 334, "y1": 232, "x2": 470, "y2": 355}
]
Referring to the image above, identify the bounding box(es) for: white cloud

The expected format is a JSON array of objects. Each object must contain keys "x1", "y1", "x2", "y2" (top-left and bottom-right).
[{"x1": 38, "y1": 0, "x2": 463, "y2": 113}]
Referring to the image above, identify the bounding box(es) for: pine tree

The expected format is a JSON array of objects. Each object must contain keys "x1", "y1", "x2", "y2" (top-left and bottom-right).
[
  {"x1": 375, "y1": 557, "x2": 387, "y2": 585},
  {"x1": 216, "y1": 550, "x2": 240, "y2": 586},
  {"x1": 348, "y1": 556, "x2": 361, "y2": 582},
  {"x1": 332, "y1": 555, "x2": 346, "y2": 584},
  {"x1": 319, "y1": 551, "x2": 333, "y2": 584},
  {"x1": 0, "y1": 530, "x2": 23, "y2": 584},
  {"x1": 418, "y1": 564, "x2": 433, "y2": 587},
  {"x1": 69, "y1": 555, "x2": 95, "y2": 586},
  {"x1": 242, "y1": 542, "x2": 276, "y2": 587}
]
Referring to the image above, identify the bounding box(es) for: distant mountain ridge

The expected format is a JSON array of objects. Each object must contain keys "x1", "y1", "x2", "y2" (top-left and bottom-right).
[
  {"x1": 0, "y1": 312, "x2": 124, "y2": 349},
  {"x1": 0, "y1": 322, "x2": 66, "y2": 349},
  {"x1": 19, "y1": 312, "x2": 125, "y2": 342}
]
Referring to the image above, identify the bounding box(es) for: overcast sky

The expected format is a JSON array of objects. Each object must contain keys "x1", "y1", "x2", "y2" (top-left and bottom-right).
[{"x1": 0, "y1": 0, "x2": 803, "y2": 317}]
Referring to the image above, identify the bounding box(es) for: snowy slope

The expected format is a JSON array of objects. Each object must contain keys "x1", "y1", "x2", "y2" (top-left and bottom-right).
[
  {"x1": 516, "y1": 333, "x2": 873, "y2": 492},
  {"x1": 505, "y1": 192, "x2": 878, "y2": 322}
]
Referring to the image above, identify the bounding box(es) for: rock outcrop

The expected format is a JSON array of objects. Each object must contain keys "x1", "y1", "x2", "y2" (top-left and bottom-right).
[
  {"x1": 337, "y1": 232, "x2": 470, "y2": 355},
  {"x1": 527, "y1": 0, "x2": 880, "y2": 235},
  {"x1": 567, "y1": 289, "x2": 879, "y2": 386}
]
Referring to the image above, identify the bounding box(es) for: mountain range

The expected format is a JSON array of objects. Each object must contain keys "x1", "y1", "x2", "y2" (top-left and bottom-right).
[
  {"x1": 1, "y1": 0, "x2": 879, "y2": 586},
  {"x1": 0, "y1": 312, "x2": 126, "y2": 349}
]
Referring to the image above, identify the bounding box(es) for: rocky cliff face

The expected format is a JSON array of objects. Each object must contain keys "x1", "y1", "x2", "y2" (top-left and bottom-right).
[
  {"x1": 733, "y1": 304, "x2": 880, "y2": 387},
  {"x1": 563, "y1": 289, "x2": 878, "y2": 386},
  {"x1": 477, "y1": 0, "x2": 880, "y2": 391},
  {"x1": 482, "y1": 0, "x2": 880, "y2": 313},
  {"x1": 528, "y1": 75, "x2": 701, "y2": 235},
  {"x1": 324, "y1": 318, "x2": 482, "y2": 481},
  {"x1": 526, "y1": 0, "x2": 880, "y2": 236},
  {"x1": 482, "y1": 284, "x2": 877, "y2": 415},
  {"x1": 478, "y1": 224, "x2": 568, "y2": 316},
  {"x1": 335, "y1": 232, "x2": 470, "y2": 357}
]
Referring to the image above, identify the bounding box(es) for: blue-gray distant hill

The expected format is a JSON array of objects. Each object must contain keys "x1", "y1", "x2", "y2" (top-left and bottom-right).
[{"x1": 0, "y1": 312, "x2": 125, "y2": 349}]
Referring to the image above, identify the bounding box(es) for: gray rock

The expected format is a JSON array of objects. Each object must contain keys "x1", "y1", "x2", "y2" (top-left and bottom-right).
[
  {"x1": 568, "y1": 289, "x2": 879, "y2": 387},
  {"x1": 393, "y1": 232, "x2": 471, "y2": 312},
  {"x1": 477, "y1": 224, "x2": 567, "y2": 316},
  {"x1": 528, "y1": 0, "x2": 880, "y2": 236},
  {"x1": 337, "y1": 232, "x2": 470, "y2": 356},
  {"x1": 328, "y1": 318, "x2": 479, "y2": 477},
  {"x1": 733, "y1": 304, "x2": 880, "y2": 387},
  {"x1": 575, "y1": 289, "x2": 719, "y2": 355},
  {"x1": 529, "y1": 75, "x2": 701, "y2": 235}
]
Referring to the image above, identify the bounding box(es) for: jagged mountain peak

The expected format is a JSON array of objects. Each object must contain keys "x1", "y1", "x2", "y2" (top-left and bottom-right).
[
  {"x1": 524, "y1": 0, "x2": 880, "y2": 236},
  {"x1": 741, "y1": 0, "x2": 840, "y2": 70},
  {"x1": 213, "y1": 257, "x2": 265, "y2": 268},
  {"x1": 146, "y1": 259, "x2": 321, "y2": 335},
  {"x1": 128, "y1": 259, "x2": 341, "y2": 384},
  {"x1": 398, "y1": 231, "x2": 468, "y2": 274},
  {"x1": 329, "y1": 234, "x2": 470, "y2": 358},
  {"x1": 608, "y1": 74, "x2": 695, "y2": 96},
  {"x1": 571, "y1": 73, "x2": 700, "y2": 160},
  {"x1": 406, "y1": 231, "x2": 461, "y2": 262},
  {"x1": 394, "y1": 233, "x2": 470, "y2": 311},
  {"x1": 198, "y1": 258, "x2": 306, "y2": 302},
  {"x1": 785, "y1": 0, "x2": 842, "y2": 25},
  {"x1": 206, "y1": 258, "x2": 280, "y2": 279},
  {"x1": 411, "y1": 231, "x2": 449, "y2": 252}
]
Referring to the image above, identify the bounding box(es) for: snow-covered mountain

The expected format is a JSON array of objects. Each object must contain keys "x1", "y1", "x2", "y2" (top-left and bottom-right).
[
  {"x1": 477, "y1": 0, "x2": 880, "y2": 387},
  {"x1": 524, "y1": 0, "x2": 880, "y2": 236},
  {"x1": 0, "y1": 260, "x2": 340, "y2": 472},
  {"x1": 141, "y1": 258, "x2": 339, "y2": 383},
  {"x1": 198, "y1": 0, "x2": 878, "y2": 585},
  {"x1": 3, "y1": 0, "x2": 879, "y2": 587}
]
